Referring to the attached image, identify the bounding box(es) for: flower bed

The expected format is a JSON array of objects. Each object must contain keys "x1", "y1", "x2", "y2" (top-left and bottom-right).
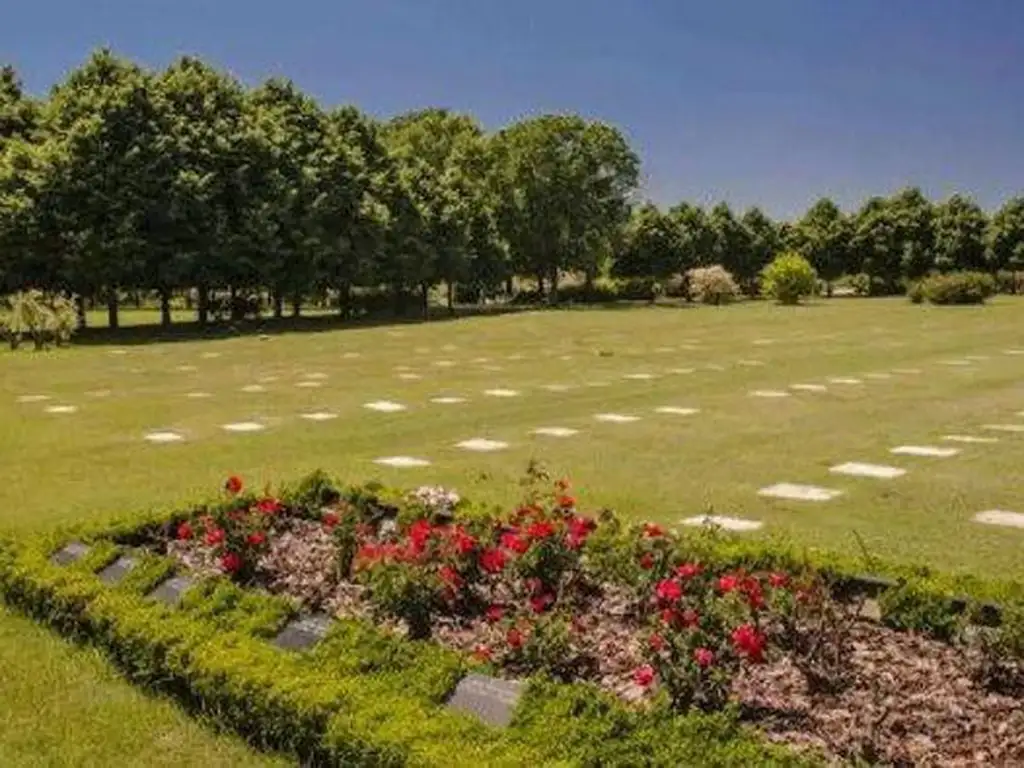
[{"x1": 147, "y1": 469, "x2": 1024, "y2": 766}]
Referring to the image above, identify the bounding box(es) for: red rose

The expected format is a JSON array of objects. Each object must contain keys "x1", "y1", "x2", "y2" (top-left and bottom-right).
[
  {"x1": 220, "y1": 551, "x2": 242, "y2": 573},
  {"x1": 176, "y1": 522, "x2": 193, "y2": 541},
  {"x1": 322, "y1": 511, "x2": 340, "y2": 529},
  {"x1": 731, "y1": 624, "x2": 767, "y2": 663},
  {"x1": 246, "y1": 531, "x2": 266, "y2": 547},
  {"x1": 485, "y1": 604, "x2": 504, "y2": 623},
  {"x1": 768, "y1": 572, "x2": 789, "y2": 589},
  {"x1": 506, "y1": 628, "x2": 524, "y2": 649},
  {"x1": 473, "y1": 644, "x2": 493, "y2": 662},
  {"x1": 526, "y1": 520, "x2": 556, "y2": 539},
  {"x1": 648, "y1": 633, "x2": 666, "y2": 652},
  {"x1": 451, "y1": 526, "x2": 477, "y2": 556},
  {"x1": 718, "y1": 574, "x2": 740, "y2": 593},
  {"x1": 568, "y1": 516, "x2": 595, "y2": 537},
  {"x1": 742, "y1": 577, "x2": 765, "y2": 610},
  {"x1": 639, "y1": 552, "x2": 655, "y2": 570},
  {"x1": 479, "y1": 547, "x2": 507, "y2": 574},
  {"x1": 693, "y1": 647, "x2": 715, "y2": 668},
  {"x1": 655, "y1": 578, "x2": 683, "y2": 604},
  {"x1": 675, "y1": 562, "x2": 701, "y2": 580},
  {"x1": 632, "y1": 665, "x2": 656, "y2": 688},
  {"x1": 439, "y1": 565, "x2": 462, "y2": 589},
  {"x1": 643, "y1": 522, "x2": 665, "y2": 538},
  {"x1": 256, "y1": 497, "x2": 282, "y2": 515},
  {"x1": 529, "y1": 592, "x2": 554, "y2": 614},
  {"x1": 500, "y1": 531, "x2": 530, "y2": 554},
  {"x1": 224, "y1": 475, "x2": 243, "y2": 495},
  {"x1": 204, "y1": 527, "x2": 226, "y2": 547}
]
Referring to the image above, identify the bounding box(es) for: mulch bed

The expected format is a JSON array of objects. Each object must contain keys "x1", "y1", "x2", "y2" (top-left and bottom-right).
[{"x1": 165, "y1": 517, "x2": 1024, "y2": 766}]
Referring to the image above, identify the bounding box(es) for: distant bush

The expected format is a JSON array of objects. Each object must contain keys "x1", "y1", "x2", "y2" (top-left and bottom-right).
[
  {"x1": 0, "y1": 290, "x2": 78, "y2": 350},
  {"x1": 687, "y1": 266, "x2": 739, "y2": 305},
  {"x1": 907, "y1": 281, "x2": 925, "y2": 304},
  {"x1": 849, "y1": 272, "x2": 893, "y2": 297},
  {"x1": 995, "y1": 270, "x2": 1024, "y2": 295},
  {"x1": 615, "y1": 276, "x2": 661, "y2": 302},
  {"x1": 760, "y1": 252, "x2": 817, "y2": 305},
  {"x1": 919, "y1": 271, "x2": 996, "y2": 305}
]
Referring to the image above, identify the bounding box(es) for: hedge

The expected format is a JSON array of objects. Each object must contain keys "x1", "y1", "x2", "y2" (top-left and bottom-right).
[{"x1": 0, "y1": 516, "x2": 809, "y2": 766}]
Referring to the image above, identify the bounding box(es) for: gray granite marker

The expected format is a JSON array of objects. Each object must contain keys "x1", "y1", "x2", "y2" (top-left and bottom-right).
[
  {"x1": 273, "y1": 613, "x2": 333, "y2": 651},
  {"x1": 446, "y1": 673, "x2": 524, "y2": 727},
  {"x1": 148, "y1": 575, "x2": 194, "y2": 606},
  {"x1": 50, "y1": 541, "x2": 90, "y2": 566},
  {"x1": 98, "y1": 555, "x2": 137, "y2": 585}
]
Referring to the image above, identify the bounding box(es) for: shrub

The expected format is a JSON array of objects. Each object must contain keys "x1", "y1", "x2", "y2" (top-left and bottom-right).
[
  {"x1": 919, "y1": 271, "x2": 996, "y2": 305},
  {"x1": 760, "y1": 252, "x2": 817, "y2": 305},
  {"x1": 0, "y1": 290, "x2": 78, "y2": 350},
  {"x1": 906, "y1": 280, "x2": 925, "y2": 304},
  {"x1": 848, "y1": 272, "x2": 891, "y2": 297},
  {"x1": 686, "y1": 266, "x2": 739, "y2": 305},
  {"x1": 995, "y1": 270, "x2": 1024, "y2": 295}
]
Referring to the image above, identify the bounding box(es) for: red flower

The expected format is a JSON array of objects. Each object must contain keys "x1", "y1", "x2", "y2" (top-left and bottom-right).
[
  {"x1": 675, "y1": 562, "x2": 702, "y2": 580},
  {"x1": 224, "y1": 475, "x2": 243, "y2": 495},
  {"x1": 500, "y1": 531, "x2": 530, "y2": 554},
  {"x1": 322, "y1": 511, "x2": 340, "y2": 529},
  {"x1": 506, "y1": 628, "x2": 524, "y2": 649},
  {"x1": 451, "y1": 526, "x2": 477, "y2": 556},
  {"x1": 643, "y1": 522, "x2": 665, "y2": 538},
  {"x1": 655, "y1": 578, "x2": 683, "y2": 604},
  {"x1": 568, "y1": 516, "x2": 595, "y2": 537},
  {"x1": 256, "y1": 497, "x2": 283, "y2": 515},
  {"x1": 693, "y1": 647, "x2": 715, "y2": 668},
  {"x1": 526, "y1": 520, "x2": 556, "y2": 539},
  {"x1": 660, "y1": 608, "x2": 679, "y2": 627},
  {"x1": 246, "y1": 531, "x2": 266, "y2": 547},
  {"x1": 439, "y1": 565, "x2": 462, "y2": 589},
  {"x1": 731, "y1": 624, "x2": 767, "y2": 663},
  {"x1": 524, "y1": 577, "x2": 543, "y2": 595},
  {"x1": 556, "y1": 494, "x2": 576, "y2": 510},
  {"x1": 648, "y1": 633, "x2": 666, "y2": 652},
  {"x1": 479, "y1": 547, "x2": 507, "y2": 574},
  {"x1": 632, "y1": 665, "x2": 656, "y2": 688},
  {"x1": 768, "y1": 572, "x2": 789, "y2": 589},
  {"x1": 742, "y1": 577, "x2": 765, "y2": 610},
  {"x1": 220, "y1": 551, "x2": 242, "y2": 573},
  {"x1": 472, "y1": 644, "x2": 493, "y2": 662},
  {"x1": 680, "y1": 608, "x2": 700, "y2": 628},
  {"x1": 639, "y1": 552, "x2": 655, "y2": 570},
  {"x1": 408, "y1": 519, "x2": 433, "y2": 553},
  {"x1": 529, "y1": 592, "x2": 555, "y2": 614},
  {"x1": 718, "y1": 574, "x2": 740, "y2": 593},
  {"x1": 176, "y1": 522, "x2": 193, "y2": 541},
  {"x1": 204, "y1": 527, "x2": 226, "y2": 547},
  {"x1": 485, "y1": 604, "x2": 505, "y2": 623}
]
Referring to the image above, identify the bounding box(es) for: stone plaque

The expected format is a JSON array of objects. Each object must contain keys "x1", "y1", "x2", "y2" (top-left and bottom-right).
[
  {"x1": 148, "y1": 575, "x2": 193, "y2": 606},
  {"x1": 50, "y1": 541, "x2": 90, "y2": 566},
  {"x1": 98, "y1": 555, "x2": 137, "y2": 585},
  {"x1": 273, "y1": 613, "x2": 333, "y2": 651},
  {"x1": 446, "y1": 673, "x2": 523, "y2": 727}
]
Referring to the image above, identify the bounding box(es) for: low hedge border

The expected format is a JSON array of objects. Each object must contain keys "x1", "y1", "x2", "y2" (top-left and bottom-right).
[{"x1": 0, "y1": 515, "x2": 809, "y2": 766}]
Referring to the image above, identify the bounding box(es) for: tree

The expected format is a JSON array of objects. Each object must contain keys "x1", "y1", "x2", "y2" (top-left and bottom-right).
[
  {"x1": 707, "y1": 202, "x2": 756, "y2": 295},
  {"x1": 491, "y1": 115, "x2": 639, "y2": 301},
  {"x1": 761, "y1": 251, "x2": 817, "y2": 305},
  {"x1": 933, "y1": 193, "x2": 987, "y2": 272},
  {"x1": 0, "y1": 65, "x2": 38, "y2": 142},
  {"x1": 851, "y1": 197, "x2": 901, "y2": 293},
  {"x1": 888, "y1": 187, "x2": 935, "y2": 279},
  {"x1": 986, "y1": 196, "x2": 1024, "y2": 286},
  {"x1": 741, "y1": 207, "x2": 781, "y2": 288},
  {"x1": 613, "y1": 203, "x2": 682, "y2": 286},
  {"x1": 792, "y1": 198, "x2": 850, "y2": 296}
]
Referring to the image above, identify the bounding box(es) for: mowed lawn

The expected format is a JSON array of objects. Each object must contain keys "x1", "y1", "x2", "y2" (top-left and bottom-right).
[{"x1": 2, "y1": 297, "x2": 1024, "y2": 763}]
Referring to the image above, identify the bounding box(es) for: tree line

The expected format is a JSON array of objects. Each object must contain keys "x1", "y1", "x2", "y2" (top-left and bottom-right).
[{"x1": 2, "y1": 49, "x2": 1023, "y2": 329}]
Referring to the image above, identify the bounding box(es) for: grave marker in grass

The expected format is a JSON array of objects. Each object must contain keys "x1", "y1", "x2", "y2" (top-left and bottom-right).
[
  {"x1": 446, "y1": 673, "x2": 524, "y2": 727},
  {"x1": 50, "y1": 541, "x2": 90, "y2": 566},
  {"x1": 273, "y1": 613, "x2": 333, "y2": 651},
  {"x1": 98, "y1": 555, "x2": 137, "y2": 585},
  {"x1": 148, "y1": 575, "x2": 194, "y2": 606}
]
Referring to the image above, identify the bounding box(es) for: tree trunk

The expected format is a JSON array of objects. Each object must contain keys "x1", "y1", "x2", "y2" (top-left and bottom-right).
[
  {"x1": 107, "y1": 292, "x2": 119, "y2": 330},
  {"x1": 504, "y1": 276, "x2": 514, "y2": 296},
  {"x1": 338, "y1": 282, "x2": 351, "y2": 318},
  {"x1": 291, "y1": 294, "x2": 301, "y2": 317},
  {"x1": 159, "y1": 287, "x2": 172, "y2": 327},
  {"x1": 826, "y1": 280, "x2": 834, "y2": 298},
  {"x1": 447, "y1": 282, "x2": 455, "y2": 315},
  {"x1": 548, "y1": 267, "x2": 559, "y2": 305},
  {"x1": 197, "y1": 284, "x2": 209, "y2": 326},
  {"x1": 421, "y1": 281, "x2": 430, "y2": 320},
  {"x1": 273, "y1": 292, "x2": 284, "y2": 319},
  {"x1": 75, "y1": 295, "x2": 87, "y2": 330},
  {"x1": 536, "y1": 273, "x2": 545, "y2": 296}
]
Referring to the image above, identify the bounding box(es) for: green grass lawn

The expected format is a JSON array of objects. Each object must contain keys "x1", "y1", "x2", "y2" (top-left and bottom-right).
[{"x1": 3, "y1": 296, "x2": 1024, "y2": 763}]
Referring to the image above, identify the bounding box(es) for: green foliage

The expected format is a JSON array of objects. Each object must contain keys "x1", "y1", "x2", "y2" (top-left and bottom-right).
[
  {"x1": 760, "y1": 251, "x2": 817, "y2": 305},
  {"x1": 919, "y1": 270, "x2": 996, "y2": 305},
  {"x1": 878, "y1": 582, "x2": 962, "y2": 641},
  {"x1": 686, "y1": 265, "x2": 739, "y2": 305},
  {"x1": 0, "y1": 289, "x2": 78, "y2": 349}
]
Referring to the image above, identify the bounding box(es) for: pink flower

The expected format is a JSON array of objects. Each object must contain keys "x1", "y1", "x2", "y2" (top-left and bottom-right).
[
  {"x1": 639, "y1": 552, "x2": 655, "y2": 570},
  {"x1": 680, "y1": 608, "x2": 700, "y2": 628},
  {"x1": 322, "y1": 511, "x2": 340, "y2": 529},
  {"x1": 439, "y1": 565, "x2": 462, "y2": 589},
  {"x1": 500, "y1": 531, "x2": 530, "y2": 554},
  {"x1": 768, "y1": 572, "x2": 789, "y2": 589},
  {"x1": 220, "y1": 551, "x2": 242, "y2": 573},
  {"x1": 655, "y1": 578, "x2": 683, "y2": 603},
  {"x1": 204, "y1": 527, "x2": 225, "y2": 547},
  {"x1": 529, "y1": 592, "x2": 554, "y2": 614},
  {"x1": 256, "y1": 497, "x2": 283, "y2": 515},
  {"x1": 473, "y1": 644, "x2": 493, "y2": 662},
  {"x1": 648, "y1": 633, "x2": 666, "y2": 652},
  {"x1": 176, "y1": 522, "x2": 193, "y2": 541},
  {"x1": 485, "y1": 604, "x2": 505, "y2": 623},
  {"x1": 731, "y1": 624, "x2": 767, "y2": 663},
  {"x1": 718, "y1": 574, "x2": 740, "y2": 593},
  {"x1": 693, "y1": 647, "x2": 715, "y2": 668},
  {"x1": 632, "y1": 665, "x2": 656, "y2": 687},
  {"x1": 479, "y1": 547, "x2": 507, "y2": 574},
  {"x1": 675, "y1": 562, "x2": 702, "y2": 580}
]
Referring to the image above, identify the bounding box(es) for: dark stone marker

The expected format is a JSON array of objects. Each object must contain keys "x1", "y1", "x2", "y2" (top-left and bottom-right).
[
  {"x1": 50, "y1": 541, "x2": 90, "y2": 566},
  {"x1": 98, "y1": 555, "x2": 137, "y2": 585},
  {"x1": 273, "y1": 613, "x2": 333, "y2": 651},
  {"x1": 148, "y1": 575, "x2": 193, "y2": 606},
  {"x1": 446, "y1": 673, "x2": 524, "y2": 727}
]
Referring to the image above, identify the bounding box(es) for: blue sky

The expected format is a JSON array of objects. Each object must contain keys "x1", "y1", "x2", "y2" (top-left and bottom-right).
[{"x1": 4, "y1": 0, "x2": 1024, "y2": 218}]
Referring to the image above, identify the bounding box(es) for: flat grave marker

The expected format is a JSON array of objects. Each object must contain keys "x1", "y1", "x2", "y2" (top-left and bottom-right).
[
  {"x1": 890, "y1": 445, "x2": 959, "y2": 458},
  {"x1": 759, "y1": 483, "x2": 843, "y2": 502},
  {"x1": 446, "y1": 673, "x2": 524, "y2": 727},
  {"x1": 148, "y1": 575, "x2": 194, "y2": 606},
  {"x1": 98, "y1": 555, "x2": 137, "y2": 585},
  {"x1": 274, "y1": 613, "x2": 333, "y2": 651},
  {"x1": 830, "y1": 462, "x2": 906, "y2": 479},
  {"x1": 50, "y1": 541, "x2": 90, "y2": 566}
]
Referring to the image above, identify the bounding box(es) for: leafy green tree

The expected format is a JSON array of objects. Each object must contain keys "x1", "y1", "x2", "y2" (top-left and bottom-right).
[
  {"x1": 986, "y1": 196, "x2": 1024, "y2": 284},
  {"x1": 740, "y1": 206, "x2": 781, "y2": 287},
  {"x1": 707, "y1": 202, "x2": 756, "y2": 295},
  {"x1": 933, "y1": 193, "x2": 987, "y2": 272},
  {"x1": 0, "y1": 65, "x2": 38, "y2": 142},
  {"x1": 792, "y1": 198, "x2": 850, "y2": 296},
  {"x1": 887, "y1": 187, "x2": 935, "y2": 279},
  {"x1": 613, "y1": 203, "x2": 682, "y2": 284},
  {"x1": 761, "y1": 251, "x2": 817, "y2": 305},
  {"x1": 851, "y1": 197, "x2": 901, "y2": 293}
]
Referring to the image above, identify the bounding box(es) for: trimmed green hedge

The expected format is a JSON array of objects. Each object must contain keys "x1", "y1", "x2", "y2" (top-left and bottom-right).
[{"x1": 0, "y1": 521, "x2": 809, "y2": 766}]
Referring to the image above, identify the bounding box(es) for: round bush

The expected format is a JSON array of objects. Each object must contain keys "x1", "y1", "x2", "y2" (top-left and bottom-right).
[
  {"x1": 760, "y1": 252, "x2": 817, "y2": 305},
  {"x1": 919, "y1": 271, "x2": 996, "y2": 305},
  {"x1": 686, "y1": 266, "x2": 739, "y2": 305}
]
